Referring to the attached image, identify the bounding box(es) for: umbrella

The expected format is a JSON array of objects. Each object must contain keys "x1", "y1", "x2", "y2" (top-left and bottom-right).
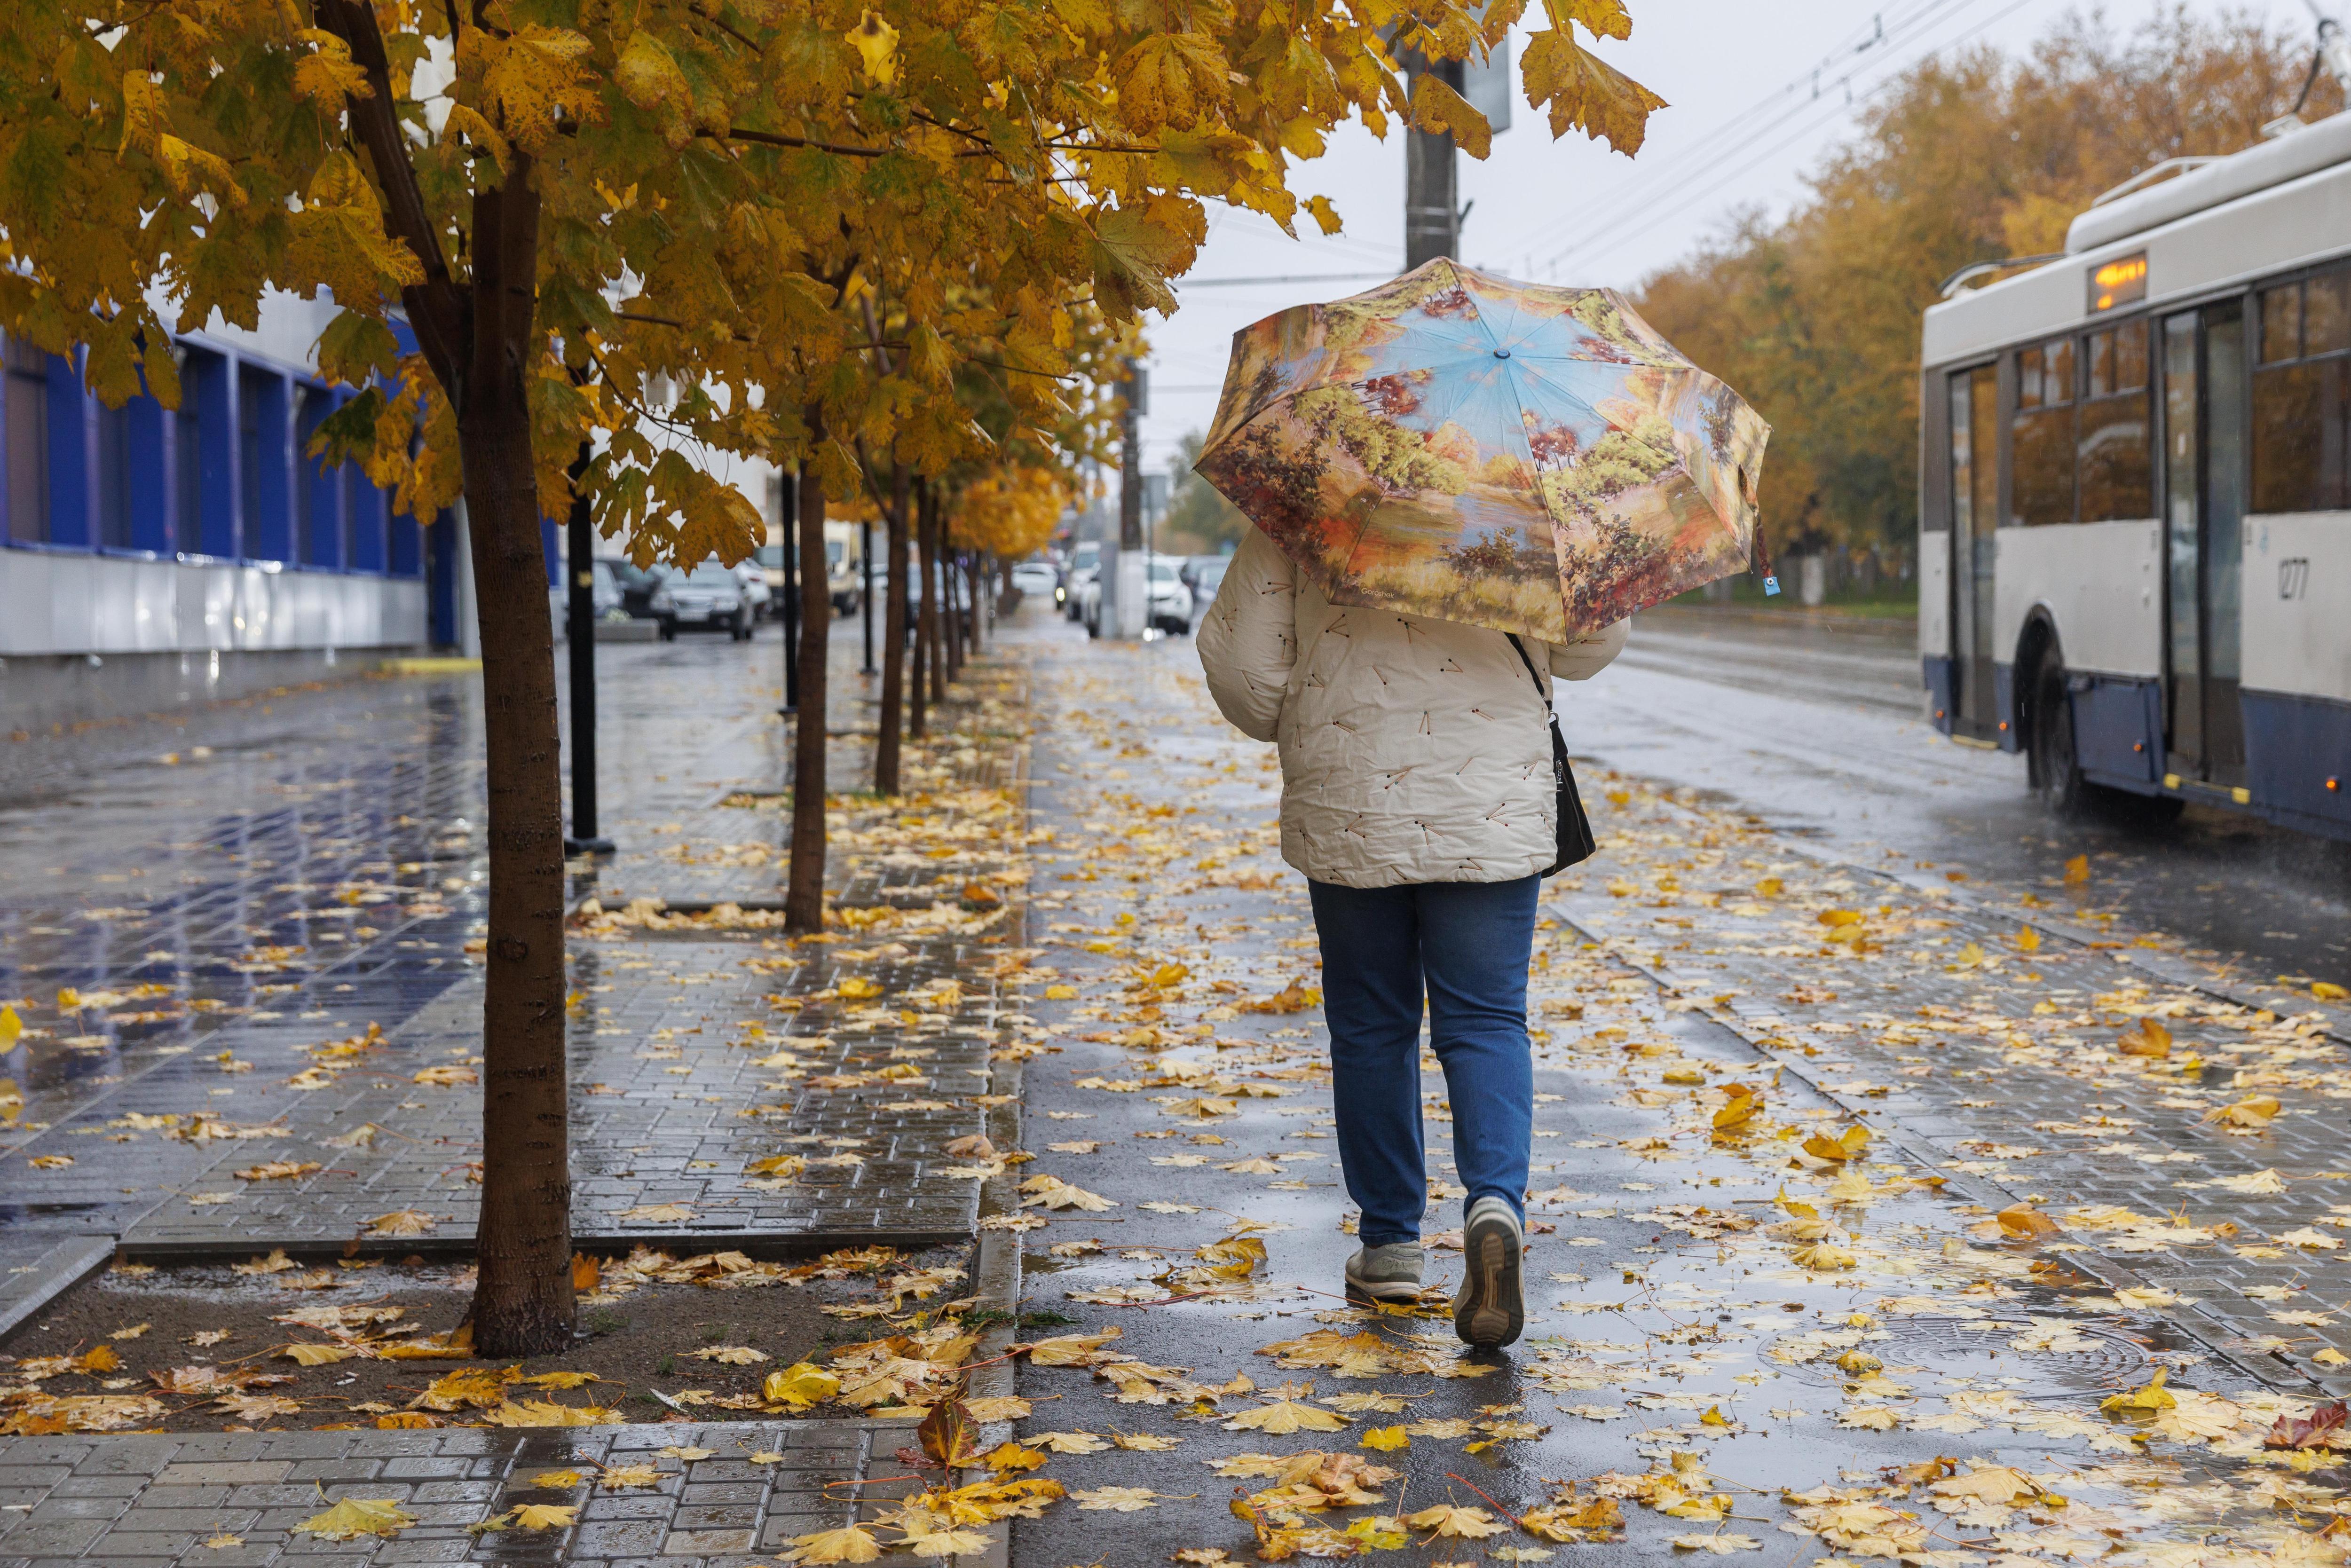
[{"x1": 1193, "y1": 257, "x2": 1771, "y2": 641}]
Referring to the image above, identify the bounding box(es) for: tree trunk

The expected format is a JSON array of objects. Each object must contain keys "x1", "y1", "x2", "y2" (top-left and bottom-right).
[
  {"x1": 874, "y1": 464, "x2": 909, "y2": 796},
  {"x1": 786, "y1": 453, "x2": 831, "y2": 932},
  {"x1": 459, "y1": 161, "x2": 576, "y2": 1359},
  {"x1": 922, "y1": 490, "x2": 947, "y2": 699}
]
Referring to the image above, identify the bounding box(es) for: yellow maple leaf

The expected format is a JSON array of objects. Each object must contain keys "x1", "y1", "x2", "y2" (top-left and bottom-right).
[
  {"x1": 763, "y1": 1363, "x2": 841, "y2": 1410},
  {"x1": 598, "y1": 1464, "x2": 662, "y2": 1489},
  {"x1": 1801, "y1": 1125, "x2": 1870, "y2": 1162},
  {"x1": 845, "y1": 12, "x2": 900, "y2": 87},
  {"x1": 291, "y1": 29, "x2": 371, "y2": 112},
  {"x1": 1112, "y1": 32, "x2": 1232, "y2": 133},
  {"x1": 1404, "y1": 1504, "x2": 1508, "y2": 1539},
  {"x1": 1224, "y1": 1398, "x2": 1348, "y2": 1435},
  {"x1": 2099, "y1": 1368, "x2": 2175, "y2": 1418},
  {"x1": 782, "y1": 1524, "x2": 886, "y2": 1563},
  {"x1": 1409, "y1": 71, "x2": 1492, "y2": 159},
  {"x1": 295, "y1": 1498, "x2": 417, "y2": 1541},
  {"x1": 467, "y1": 24, "x2": 600, "y2": 155}
]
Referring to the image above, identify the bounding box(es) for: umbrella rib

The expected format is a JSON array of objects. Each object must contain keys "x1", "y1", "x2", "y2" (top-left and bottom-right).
[{"x1": 1449, "y1": 259, "x2": 1507, "y2": 358}]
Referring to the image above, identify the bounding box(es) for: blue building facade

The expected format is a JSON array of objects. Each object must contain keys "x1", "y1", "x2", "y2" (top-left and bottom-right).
[{"x1": 1, "y1": 298, "x2": 555, "y2": 731}]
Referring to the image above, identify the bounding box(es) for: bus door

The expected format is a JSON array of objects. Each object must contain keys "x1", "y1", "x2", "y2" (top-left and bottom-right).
[
  {"x1": 2161, "y1": 305, "x2": 2247, "y2": 785},
  {"x1": 1948, "y1": 364, "x2": 1999, "y2": 733}
]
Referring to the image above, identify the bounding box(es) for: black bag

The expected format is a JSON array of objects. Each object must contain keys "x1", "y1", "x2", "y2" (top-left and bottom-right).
[{"x1": 1507, "y1": 635, "x2": 1598, "y2": 875}]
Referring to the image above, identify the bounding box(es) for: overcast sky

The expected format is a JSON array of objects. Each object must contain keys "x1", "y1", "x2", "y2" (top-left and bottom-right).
[{"x1": 1133, "y1": 0, "x2": 2330, "y2": 479}]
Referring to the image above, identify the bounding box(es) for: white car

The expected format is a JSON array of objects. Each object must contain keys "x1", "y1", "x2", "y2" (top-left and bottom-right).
[
  {"x1": 733, "y1": 562, "x2": 771, "y2": 620},
  {"x1": 1081, "y1": 554, "x2": 1194, "y2": 638},
  {"x1": 1061, "y1": 541, "x2": 1100, "y2": 619},
  {"x1": 1010, "y1": 560, "x2": 1057, "y2": 601}
]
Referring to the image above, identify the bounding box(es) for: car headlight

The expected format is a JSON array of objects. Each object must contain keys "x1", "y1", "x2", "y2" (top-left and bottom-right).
[
  {"x1": 714, "y1": 596, "x2": 739, "y2": 611},
  {"x1": 651, "y1": 591, "x2": 674, "y2": 610}
]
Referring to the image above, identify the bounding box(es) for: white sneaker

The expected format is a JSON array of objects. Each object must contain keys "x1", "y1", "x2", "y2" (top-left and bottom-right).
[
  {"x1": 1344, "y1": 1242, "x2": 1425, "y2": 1303},
  {"x1": 1452, "y1": 1197, "x2": 1525, "y2": 1348}
]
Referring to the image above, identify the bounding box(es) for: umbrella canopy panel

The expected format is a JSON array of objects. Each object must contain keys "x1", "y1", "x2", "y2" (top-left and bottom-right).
[{"x1": 1196, "y1": 259, "x2": 1770, "y2": 641}]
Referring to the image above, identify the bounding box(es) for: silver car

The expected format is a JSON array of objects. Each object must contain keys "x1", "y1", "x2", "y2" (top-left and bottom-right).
[{"x1": 650, "y1": 560, "x2": 754, "y2": 641}]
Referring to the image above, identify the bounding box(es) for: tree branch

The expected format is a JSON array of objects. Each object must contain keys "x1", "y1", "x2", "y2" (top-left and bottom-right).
[
  {"x1": 310, "y1": 0, "x2": 467, "y2": 396},
  {"x1": 710, "y1": 126, "x2": 889, "y2": 158}
]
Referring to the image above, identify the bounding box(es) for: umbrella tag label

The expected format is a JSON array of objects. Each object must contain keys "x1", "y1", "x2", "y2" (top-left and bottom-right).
[{"x1": 1763, "y1": 575, "x2": 1781, "y2": 597}]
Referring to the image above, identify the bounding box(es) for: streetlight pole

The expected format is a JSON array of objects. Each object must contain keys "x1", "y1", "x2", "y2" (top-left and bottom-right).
[
  {"x1": 562, "y1": 441, "x2": 612, "y2": 855},
  {"x1": 778, "y1": 465, "x2": 801, "y2": 716},
  {"x1": 859, "y1": 518, "x2": 875, "y2": 674}
]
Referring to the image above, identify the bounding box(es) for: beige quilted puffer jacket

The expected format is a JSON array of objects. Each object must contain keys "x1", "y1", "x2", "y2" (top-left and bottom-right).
[{"x1": 1197, "y1": 528, "x2": 1627, "y2": 889}]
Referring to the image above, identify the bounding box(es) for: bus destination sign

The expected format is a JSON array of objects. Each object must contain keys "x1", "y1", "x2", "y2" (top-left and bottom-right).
[{"x1": 2089, "y1": 252, "x2": 2148, "y2": 313}]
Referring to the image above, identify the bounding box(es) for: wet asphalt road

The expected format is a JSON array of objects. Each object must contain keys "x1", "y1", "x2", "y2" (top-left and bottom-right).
[{"x1": 1575, "y1": 605, "x2": 2351, "y2": 987}]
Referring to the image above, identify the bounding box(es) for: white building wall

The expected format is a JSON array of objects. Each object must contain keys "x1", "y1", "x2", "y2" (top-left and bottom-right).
[{"x1": 0, "y1": 552, "x2": 426, "y2": 657}]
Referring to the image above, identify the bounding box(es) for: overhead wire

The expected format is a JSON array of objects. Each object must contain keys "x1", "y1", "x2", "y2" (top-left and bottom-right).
[
  {"x1": 1525, "y1": 0, "x2": 2040, "y2": 281},
  {"x1": 1499, "y1": 0, "x2": 1994, "y2": 271}
]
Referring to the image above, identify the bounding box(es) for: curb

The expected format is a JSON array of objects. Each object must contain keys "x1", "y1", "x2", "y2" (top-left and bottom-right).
[{"x1": 0, "y1": 1238, "x2": 115, "y2": 1351}]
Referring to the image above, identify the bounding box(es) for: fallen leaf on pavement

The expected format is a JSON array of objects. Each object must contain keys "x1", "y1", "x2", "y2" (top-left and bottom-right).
[{"x1": 294, "y1": 1499, "x2": 417, "y2": 1541}]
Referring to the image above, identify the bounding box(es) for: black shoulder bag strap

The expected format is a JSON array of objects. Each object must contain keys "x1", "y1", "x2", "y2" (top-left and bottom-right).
[{"x1": 1507, "y1": 635, "x2": 1598, "y2": 875}]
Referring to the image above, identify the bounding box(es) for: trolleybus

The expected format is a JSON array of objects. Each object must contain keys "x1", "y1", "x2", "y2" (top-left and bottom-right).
[{"x1": 1920, "y1": 95, "x2": 2351, "y2": 842}]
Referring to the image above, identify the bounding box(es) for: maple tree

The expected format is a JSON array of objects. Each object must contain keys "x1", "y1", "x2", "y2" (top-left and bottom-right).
[{"x1": 0, "y1": 0, "x2": 1660, "y2": 1352}]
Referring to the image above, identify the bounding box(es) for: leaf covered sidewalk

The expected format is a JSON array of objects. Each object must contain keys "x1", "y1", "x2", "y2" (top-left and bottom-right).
[
  {"x1": 8, "y1": 612, "x2": 2351, "y2": 1566},
  {"x1": 981, "y1": 614, "x2": 2351, "y2": 1568}
]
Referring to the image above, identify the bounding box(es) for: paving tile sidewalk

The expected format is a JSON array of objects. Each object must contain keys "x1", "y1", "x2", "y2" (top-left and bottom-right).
[
  {"x1": 1, "y1": 630, "x2": 1035, "y2": 1256},
  {"x1": 1547, "y1": 770, "x2": 2351, "y2": 1391},
  {"x1": 0, "y1": 1420, "x2": 882, "y2": 1566}
]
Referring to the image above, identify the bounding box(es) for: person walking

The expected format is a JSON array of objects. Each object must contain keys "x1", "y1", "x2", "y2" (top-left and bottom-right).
[{"x1": 1196, "y1": 527, "x2": 1625, "y2": 1348}]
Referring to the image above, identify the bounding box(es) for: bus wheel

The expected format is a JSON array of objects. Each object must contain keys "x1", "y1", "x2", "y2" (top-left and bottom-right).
[{"x1": 2031, "y1": 661, "x2": 2091, "y2": 820}]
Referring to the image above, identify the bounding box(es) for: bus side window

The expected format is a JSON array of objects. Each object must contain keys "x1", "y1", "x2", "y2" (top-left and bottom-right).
[
  {"x1": 2079, "y1": 320, "x2": 2152, "y2": 523},
  {"x1": 2012, "y1": 337, "x2": 2076, "y2": 525},
  {"x1": 2252, "y1": 268, "x2": 2351, "y2": 514}
]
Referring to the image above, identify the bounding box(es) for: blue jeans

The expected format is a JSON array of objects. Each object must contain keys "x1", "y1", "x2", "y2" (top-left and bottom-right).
[{"x1": 1307, "y1": 875, "x2": 1538, "y2": 1247}]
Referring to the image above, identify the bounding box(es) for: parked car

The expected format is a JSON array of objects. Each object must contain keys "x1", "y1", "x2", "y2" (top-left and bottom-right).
[
  {"x1": 1010, "y1": 560, "x2": 1057, "y2": 602},
  {"x1": 1081, "y1": 553, "x2": 1193, "y2": 638},
  {"x1": 600, "y1": 557, "x2": 663, "y2": 619},
  {"x1": 1184, "y1": 553, "x2": 1232, "y2": 605},
  {"x1": 1062, "y1": 540, "x2": 1100, "y2": 620},
  {"x1": 752, "y1": 539, "x2": 863, "y2": 616},
  {"x1": 650, "y1": 559, "x2": 755, "y2": 640},
  {"x1": 733, "y1": 561, "x2": 771, "y2": 621}
]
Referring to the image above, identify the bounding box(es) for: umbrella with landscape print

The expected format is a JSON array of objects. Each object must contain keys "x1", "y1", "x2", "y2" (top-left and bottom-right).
[{"x1": 1192, "y1": 257, "x2": 1771, "y2": 641}]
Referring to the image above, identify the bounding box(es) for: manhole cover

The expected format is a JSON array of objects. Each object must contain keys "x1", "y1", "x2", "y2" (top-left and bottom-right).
[{"x1": 1776, "y1": 1316, "x2": 2152, "y2": 1399}]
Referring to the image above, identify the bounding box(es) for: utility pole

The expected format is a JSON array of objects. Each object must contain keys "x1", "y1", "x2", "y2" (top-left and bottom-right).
[
  {"x1": 1401, "y1": 23, "x2": 1507, "y2": 271},
  {"x1": 1404, "y1": 53, "x2": 1463, "y2": 269},
  {"x1": 562, "y1": 443, "x2": 612, "y2": 856}
]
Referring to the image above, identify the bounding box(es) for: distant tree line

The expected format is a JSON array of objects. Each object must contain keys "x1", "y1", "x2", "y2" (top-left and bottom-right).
[{"x1": 1636, "y1": 8, "x2": 2343, "y2": 565}]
